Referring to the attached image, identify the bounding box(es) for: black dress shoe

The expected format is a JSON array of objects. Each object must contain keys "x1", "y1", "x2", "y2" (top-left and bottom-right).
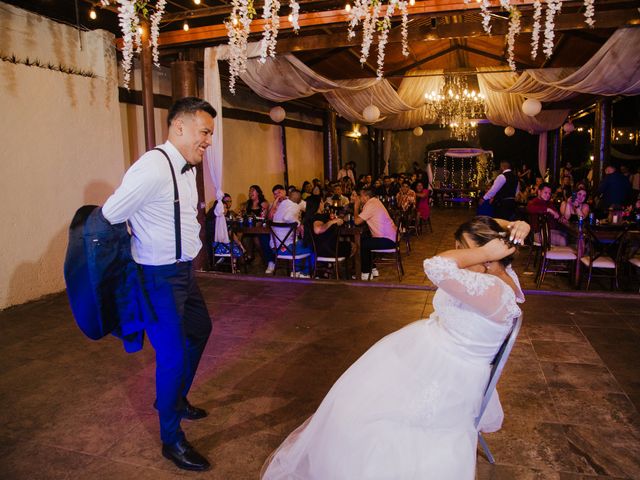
[
  {"x1": 153, "y1": 399, "x2": 208, "y2": 420},
  {"x1": 162, "y1": 438, "x2": 211, "y2": 471}
]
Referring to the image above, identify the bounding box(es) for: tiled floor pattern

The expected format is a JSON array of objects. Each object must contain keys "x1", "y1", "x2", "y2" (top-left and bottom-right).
[{"x1": 1, "y1": 275, "x2": 639, "y2": 479}]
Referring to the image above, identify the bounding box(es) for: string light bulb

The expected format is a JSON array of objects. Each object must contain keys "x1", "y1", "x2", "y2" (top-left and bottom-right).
[
  {"x1": 194, "y1": 0, "x2": 201, "y2": 4},
  {"x1": 183, "y1": 21, "x2": 189, "y2": 31},
  {"x1": 232, "y1": 16, "x2": 238, "y2": 26},
  {"x1": 288, "y1": 14, "x2": 293, "y2": 22},
  {"x1": 409, "y1": 0, "x2": 415, "y2": 5},
  {"x1": 138, "y1": 26, "x2": 144, "y2": 34},
  {"x1": 89, "y1": 9, "x2": 97, "y2": 20},
  {"x1": 345, "y1": 3, "x2": 351, "y2": 12}
]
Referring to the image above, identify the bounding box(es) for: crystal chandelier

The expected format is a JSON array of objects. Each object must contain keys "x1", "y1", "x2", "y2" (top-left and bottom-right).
[{"x1": 424, "y1": 75, "x2": 486, "y2": 141}]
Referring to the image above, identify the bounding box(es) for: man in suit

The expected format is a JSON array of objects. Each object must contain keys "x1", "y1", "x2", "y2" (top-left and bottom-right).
[
  {"x1": 480, "y1": 160, "x2": 519, "y2": 220},
  {"x1": 102, "y1": 97, "x2": 216, "y2": 471},
  {"x1": 598, "y1": 163, "x2": 632, "y2": 212}
]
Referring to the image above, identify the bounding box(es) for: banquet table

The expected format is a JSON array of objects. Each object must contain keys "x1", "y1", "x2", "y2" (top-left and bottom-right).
[
  {"x1": 232, "y1": 222, "x2": 364, "y2": 279},
  {"x1": 432, "y1": 188, "x2": 480, "y2": 207},
  {"x1": 560, "y1": 221, "x2": 640, "y2": 287}
]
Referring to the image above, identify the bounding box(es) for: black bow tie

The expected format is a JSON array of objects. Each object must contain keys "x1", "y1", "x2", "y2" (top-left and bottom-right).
[{"x1": 181, "y1": 163, "x2": 195, "y2": 174}]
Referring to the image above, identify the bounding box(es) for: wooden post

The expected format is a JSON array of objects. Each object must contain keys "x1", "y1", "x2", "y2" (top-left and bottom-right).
[
  {"x1": 171, "y1": 60, "x2": 208, "y2": 271},
  {"x1": 549, "y1": 128, "x2": 561, "y2": 183},
  {"x1": 281, "y1": 125, "x2": 290, "y2": 187},
  {"x1": 140, "y1": 20, "x2": 156, "y2": 150},
  {"x1": 593, "y1": 97, "x2": 611, "y2": 190},
  {"x1": 323, "y1": 110, "x2": 339, "y2": 181}
]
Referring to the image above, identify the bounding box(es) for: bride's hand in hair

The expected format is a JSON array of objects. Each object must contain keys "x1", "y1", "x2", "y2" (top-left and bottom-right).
[
  {"x1": 507, "y1": 220, "x2": 530, "y2": 245},
  {"x1": 482, "y1": 238, "x2": 516, "y2": 262}
]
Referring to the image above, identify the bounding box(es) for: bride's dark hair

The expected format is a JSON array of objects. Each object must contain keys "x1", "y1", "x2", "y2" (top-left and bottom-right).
[{"x1": 454, "y1": 216, "x2": 514, "y2": 267}]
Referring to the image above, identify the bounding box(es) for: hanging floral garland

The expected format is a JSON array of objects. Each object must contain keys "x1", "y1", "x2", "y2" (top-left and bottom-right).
[
  {"x1": 543, "y1": 0, "x2": 563, "y2": 58},
  {"x1": 530, "y1": 0, "x2": 542, "y2": 60},
  {"x1": 505, "y1": 5, "x2": 521, "y2": 71},
  {"x1": 225, "y1": 0, "x2": 255, "y2": 93},
  {"x1": 583, "y1": 0, "x2": 595, "y2": 27},
  {"x1": 376, "y1": 1, "x2": 395, "y2": 78}
]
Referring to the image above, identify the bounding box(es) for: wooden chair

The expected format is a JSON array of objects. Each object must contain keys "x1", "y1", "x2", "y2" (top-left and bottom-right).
[
  {"x1": 311, "y1": 233, "x2": 349, "y2": 280},
  {"x1": 475, "y1": 314, "x2": 523, "y2": 464},
  {"x1": 211, "y1": 222, "x2": 245, "y2": 274},
  {"x1": 268, "y1": 221, "x2": 312, "y2": 277},
  {"x1": 368, "y1": 219, "x2": 404, "y2": 282},
  {"x1": 524, "y1": 214, "x2": 544, "y2": 274},
  {"x1": 536, "y1": 216, "x2": 578, "y2": 287},
  {"x1": 580, "y1": 224, "x2": 629, "y2": 290}
]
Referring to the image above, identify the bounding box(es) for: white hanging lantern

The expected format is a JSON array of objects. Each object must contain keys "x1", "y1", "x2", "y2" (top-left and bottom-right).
[
  {"x1": 522, "y1": 98, "x2": 542, "y2": 117},
  {"x1": 362, "y1": 104, "x2": 380, "y2": 124},
  {"x1": 562, "y1": 121, "x2": 575, "y2": 134},
  {"x1": 504, "y1": 126, "x2": 516, "y2": 136},
  {"x1": 359, "y1": 125, "x2": 369, "y2": 136},
  {"x1": 269, "y1": 106, "x2": 286, "y2": 123},
  {"x1": 413, "y1": 126, "x2": 424, "y2": 136}
]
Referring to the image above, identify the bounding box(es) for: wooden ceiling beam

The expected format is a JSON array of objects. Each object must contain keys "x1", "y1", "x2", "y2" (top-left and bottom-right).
[
  {"x1": 386, "y1": 45, "x2": 459, "y2": 76},
  {"x1": 457, "y1": 44, "x2": 536, "y2": 69},
  {"x1": 153, "y1": 3, "x2": 639, "y2": 48}
]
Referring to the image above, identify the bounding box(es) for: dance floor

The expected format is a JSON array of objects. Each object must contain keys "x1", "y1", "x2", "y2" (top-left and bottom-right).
[{"x1": 1, "y1": 271, "x2": 639, "y2": 479}]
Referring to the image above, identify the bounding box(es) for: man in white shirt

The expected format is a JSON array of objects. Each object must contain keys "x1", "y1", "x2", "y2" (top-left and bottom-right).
[
  {"x1": 102, "y1": 97, "x2": 215, "y2": 472},
  {"x1": 270, "y1": 189, "x2": 312, "y2": 277},
  {"x1": 337, "y1": 161, "x2": 356, "y2": 186},
  {"x1": 480, "y1": 160, "x2": 520, "y2": 220}
]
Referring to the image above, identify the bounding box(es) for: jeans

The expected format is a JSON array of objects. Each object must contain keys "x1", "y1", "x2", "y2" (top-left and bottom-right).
[{"x1": 138, "y1": 262, "x2": 212, "y2": 444}]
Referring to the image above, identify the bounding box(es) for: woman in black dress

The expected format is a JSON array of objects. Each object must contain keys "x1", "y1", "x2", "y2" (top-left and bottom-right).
[{"x1": 303, "y1": 195, "x2": 353, "y2": 259}]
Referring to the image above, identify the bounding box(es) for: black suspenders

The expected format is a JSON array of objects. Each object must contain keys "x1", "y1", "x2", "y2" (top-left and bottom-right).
[{"x1": 153, "y1": 148, "x2": 182, "y2": 261}]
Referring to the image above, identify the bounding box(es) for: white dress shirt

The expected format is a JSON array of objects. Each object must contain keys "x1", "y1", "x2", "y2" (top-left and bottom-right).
[
  {"x1": 271, "y1": 199, "x2": 304, "y2": 248},
  {"x1": 483, "y1": 169, "x2": 520, "y2": 201},
  {"x1": 103, "y1": 141, "x2": 201, "y2": 265}
]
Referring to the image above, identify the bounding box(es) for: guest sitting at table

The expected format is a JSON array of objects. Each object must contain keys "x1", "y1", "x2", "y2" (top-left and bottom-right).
[
  {"x1": 330, "y1": 183, "x2": 350, "y2": 208},
  {"x1": 352, "y1": 187, "x2": 397, "y2": 280},
  {"x1": 526, "y1": 182, "x2": 567, "y2": 246},
  {"x1": 242, "y1": 185, "x2": 272, "y2": 267},
  {"x1": 396, "y1": 181, "x2": 417, "y2": 212},
  {"x1": 301, "y1": 181, "x2": 313, "y2": 200},
  {"x1": 415, "y1": 181, "x2": 431, "y2": 222},
  {"x1": 560, "y1": 185, "x2": 590, "y2": 222},
  {"x1": 303, "y1": 196, "x2": 353, "y2": 261},
  {"x1": 376, "y1": 175, "x2": 399, "y2": 198},
  {"x1": 271, "y1": 189, "x2": 313, "y2": 278},
  {"x1": 554, "y1": 175, "x2": 573, "y2": 202},
  {"x1": 267, "y1": 184, "x2": 287, "y2": 220},
  {"x1": 209, "y1": 194, "x2": 245, "y2": 259},
  {"x1": 311, "y1": 184, "x2": 322, "y2": 197}
]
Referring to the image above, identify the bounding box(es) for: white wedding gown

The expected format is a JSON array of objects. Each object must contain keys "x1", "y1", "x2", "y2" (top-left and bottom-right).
[{"x1": 261, "y1": 256, "x2": 524, "y2": 480}]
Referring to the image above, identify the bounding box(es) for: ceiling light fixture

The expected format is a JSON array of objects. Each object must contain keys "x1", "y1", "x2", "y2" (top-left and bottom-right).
[
  {"x1": 89, "y1": 8, "x2": 97, "y2": 20},
  {"x1": 183, "y1": 21, "x2": 189, "y2": 31},
  {"x1": 194, "y1": 0, "x2": 201, "y2": 4}
]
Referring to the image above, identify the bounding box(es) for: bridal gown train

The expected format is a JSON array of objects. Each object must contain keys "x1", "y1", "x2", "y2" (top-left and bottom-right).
[{"x1": 261, "y1": 256, "x2": 524, "y2": 480}]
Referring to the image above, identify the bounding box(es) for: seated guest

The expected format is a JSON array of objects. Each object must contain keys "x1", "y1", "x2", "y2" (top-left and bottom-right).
[
  {"x1": 560, "y1": 185, "x2": 590, "y2": 221},
  {"x1": 352, "y1": 188, "x2": 397, "y2": 280},
  {"x1": 311, "y1": 184, "x2": 322, "y2": 197},
  {"x1": 330, "y1": 184, "x2": 350, "y2": 208},
  {"x1": 526, "y1": 182, "x2": 567, "y2": 246},
  {"x1": 376, "y1": 175, "x2": 399, "y2": 198},
  {"x1": 597, "y1": 163, "x2": 632, "y2": 212},
  {"x1": 525, "y1": 176, "x2": 544, "y2": 200},
  {"x1": 267, "y1": 184, "x2": 287, "y2": 220},
  {"x1": 554, "y1": 175, "x2": 573, "y2": 202},
  {"x1": 301, "y1": 181, "x2": 313, "y2": 200},
  {"x1": 303, "y1": 195, "x2": 353, "y2": 259},
  {"x1": 271, "y1": 189, "x2": 312, "y2": 277},
  {"x1": 209, "y1": 194, "x2": 244, "y2": 258},
  {"x1": 287, "y1": 185, "x2": 298, "y2": 196},
  {"x1": 341, "y1": 176, "x2": 354, "y2": 196},
  {"x1": 396, "y1": 182, "x2": 417, "y2": 211},
  {"x1": 242, "y1": 185, "x2": 272, "y2": 267},
  {"x1": 415, "y1": 181, "x2": 431, "y2": 221}
]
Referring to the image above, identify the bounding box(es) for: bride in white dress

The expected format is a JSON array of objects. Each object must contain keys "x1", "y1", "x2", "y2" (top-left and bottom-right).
[{"x1": 261, "y1": 216, "x2": 530, "y2": 480}]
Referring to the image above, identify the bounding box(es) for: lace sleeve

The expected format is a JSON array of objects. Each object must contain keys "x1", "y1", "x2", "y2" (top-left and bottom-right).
[{"x1": 423, "y1": 256, "x2": 519, "y2": 323}]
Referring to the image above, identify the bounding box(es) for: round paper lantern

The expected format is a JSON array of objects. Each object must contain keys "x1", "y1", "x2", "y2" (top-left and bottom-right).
[
  {"x1": 269, "y1": 106, "x2": 286, "y2": 123},
  {"x1": 413, "y1": 126, "x2": 424, "y2": 136},
  {"x1": 522, "y1": 98, "x2": 542, "y2": 117},
  {"x1": 359, "y1": 125, "x2": 369, "y2": 136},
  {"x1": 362, "y1": 104, "x2": 380, "y2": 124},
  {"x1": 504, "y1": 126, "x2": 515, "y2": 137},
  {"x1": 562, "y1": 121, "x2": 575, "y2": 134}
]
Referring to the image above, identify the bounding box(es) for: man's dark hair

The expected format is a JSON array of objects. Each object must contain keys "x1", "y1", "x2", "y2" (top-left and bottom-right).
[
  {"x1": 500, "y1": 160, "x2": 512, "y2": 168},
  {"x1": 167, "y1": 97, "x2": 217, "y2": 127},
  {"x1": 539, "y1": 182, "x2": 552, "y2": 191},
  {"x1": 289, "y1": 188, "x2": 301, "y2": 195},
  {"x1": 272, "y1": 184, "x2": 285, "y2": 192},
  {"x1": 360, "y1": 187, "x2": 374, "y2": 198}
]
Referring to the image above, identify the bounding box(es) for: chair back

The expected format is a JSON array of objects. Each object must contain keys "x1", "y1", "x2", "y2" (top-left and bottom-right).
[
  {"x1": 269, "y1": 221, "x2": 300, "y2": 257},
  {"x1": 584, "y1": 224, "x2": 628, "y2": 264},
  {"x1": 474, "y1": 314, "x2": 523, "y2": 429},
  {"x1": 538, "y1": 215, "x2": 552, "y2": 252}
]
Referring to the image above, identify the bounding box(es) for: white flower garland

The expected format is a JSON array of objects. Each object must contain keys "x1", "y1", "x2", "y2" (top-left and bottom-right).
[
  {"x1": 360, "y1": 1, "x2": 381, "y2": 66},
  {"x1": 347, "y1": 0, "x2": 369, "y2": 40},
  {"x1": 117, "y1": 0, "x2": 137, "y2": 89},
  {"x1": 543, "y1": 0, "x2": 562, "y2": 59},
  {"x1": 506, "y1": 6, "x2": 521, "y2": 71},
  {"x1": 479, "y1": 0, "x2": 492, "y2": 34},
  {"x1": 530, "y1": 0, "x2": 542, "y2": 59},
  {"x1": 289, "y1": 0, "x2": 300, "y2": 31},
  {"x1": 583, "y1": 0, "x2": 595, "y2": 27},
  {"x1": 226, "y1": 0, "x2": 254, "y2": 93},
  {"x1": 376, "y1": 1, "x2": 395, "y2": 78},
  {"x1": 259, "y1": 0, "x2": 281, "y2": 63},
  {"x1": 399, "y1": 0, "x2": 409, "y2": 57},
  {"x1": 149, "y1": 0, "x2": 166, "y2": 67}
]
